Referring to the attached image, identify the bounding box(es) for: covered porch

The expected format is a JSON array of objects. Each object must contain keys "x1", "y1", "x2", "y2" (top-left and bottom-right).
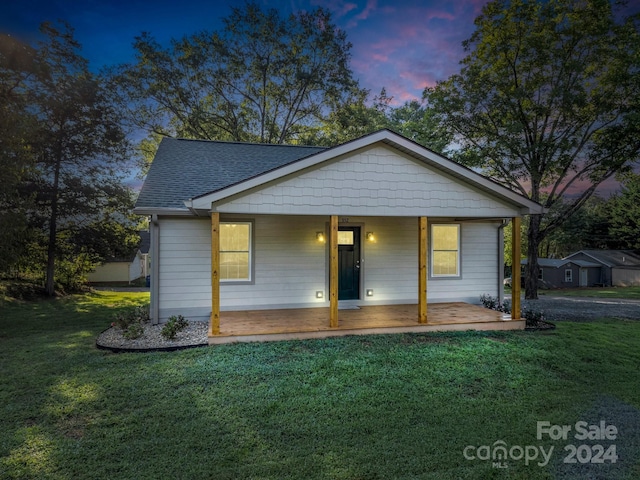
[
  {"x1": 208, "y1": 214, "x2": 523, "y2": 340},
  {"x1": 208, "y1": 302, "x2": 522, "y2": 344}
]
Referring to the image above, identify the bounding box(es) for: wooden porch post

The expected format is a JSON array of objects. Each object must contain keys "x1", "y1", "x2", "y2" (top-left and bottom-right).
[
  {"x1": 511, "y1": 217, "x2": 521, "y2": 320},
  {"x1": 209, "y1": 211, "x2": 221, "y2": 335},
  {"x1": 329, "y1": 215, "x2": 339, "y2": 328},
  {"x1": 418, "y1": 216, "x2": 428, "y2": 323}
]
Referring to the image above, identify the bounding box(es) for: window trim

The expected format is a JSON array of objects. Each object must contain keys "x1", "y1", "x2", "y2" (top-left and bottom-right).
[
  {"x1": 220, "y1": 220, "x2": 254, "y2": 285},
  {"x1": 430, "y1": 223, "x2": 461, "y2": 279}
]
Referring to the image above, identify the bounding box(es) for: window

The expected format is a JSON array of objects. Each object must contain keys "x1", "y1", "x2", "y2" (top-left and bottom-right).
[
  {"x1": 564, "y1": 269, "x2": 573, "y2": 283},
  {"x1": 432, "y1": 224, "x2": 460, "y2": 277},
  {"x1": 220, "y1": 222, "x2": 251, "y2": 281},
  {"x1": 338, "y1": 231, "x2": 354, "y2": 245},
  {"x1": 538, "y1": 268, "x2": 544, "y2": 281}
]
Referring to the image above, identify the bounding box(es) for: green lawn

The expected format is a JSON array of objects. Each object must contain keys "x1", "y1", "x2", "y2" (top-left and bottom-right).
[
  {"x1": 540, "y1": 286, "x2": 640, "y2": 300},
  {"x1": 1, "y1": 292, "x2": 639, "y2": 479}
]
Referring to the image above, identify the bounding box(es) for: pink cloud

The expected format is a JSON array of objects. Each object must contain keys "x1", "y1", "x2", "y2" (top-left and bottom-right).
[{"x1": 354, "y1": 0, "x2": 377, "y2": 20}]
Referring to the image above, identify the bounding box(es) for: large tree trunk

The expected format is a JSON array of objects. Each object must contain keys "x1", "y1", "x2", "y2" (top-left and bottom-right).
[
  {"x1": 45, "y1": 158, "x2": 61, "y2": 296},
  {"x1": 525, "y1": 214, "x2": 541, "y2": 300}
]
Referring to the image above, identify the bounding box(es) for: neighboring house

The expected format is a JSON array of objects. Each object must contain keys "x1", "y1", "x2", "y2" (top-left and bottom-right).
[
  {"x1": 521, "y1": 258, "x2": 602, "y2": 288},
  {"x1": 133, "y1": 129, "x2": 543, "y2": 332},
  {"x1": 87, "y1": 231, "x2": 150, "y2": 284},
  {"x1": 564, "y1": 250, "x2": 640, "y2": 287}
]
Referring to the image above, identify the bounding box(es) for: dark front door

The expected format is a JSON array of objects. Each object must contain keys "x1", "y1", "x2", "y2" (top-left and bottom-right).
[{"x1": 338, "y1": 227, "x2": 360, "y2": 300}]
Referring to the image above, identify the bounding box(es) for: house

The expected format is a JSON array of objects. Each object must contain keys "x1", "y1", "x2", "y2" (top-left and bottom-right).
[
  {"x1": 133, "y1": 130, "x2": 544, "y2": 338},
  {"x1": 563, "y1": 250, "x2": 640, "y2": 287},
  {"x1": 87, "y1": 231, "x2": 150, "y2": 284},
  {"x1": 521, "y1": 258, "x2": 602, "y2": 288}
]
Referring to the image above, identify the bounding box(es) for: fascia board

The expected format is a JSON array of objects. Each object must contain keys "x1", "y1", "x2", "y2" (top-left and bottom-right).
[{"x1": 133, "y1": 207, "x2": 195, "y2": 216}]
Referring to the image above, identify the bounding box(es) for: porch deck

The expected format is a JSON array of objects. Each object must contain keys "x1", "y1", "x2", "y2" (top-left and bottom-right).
[{"x1": 209, "y1": 303, "x2": 522, "y2": 344}]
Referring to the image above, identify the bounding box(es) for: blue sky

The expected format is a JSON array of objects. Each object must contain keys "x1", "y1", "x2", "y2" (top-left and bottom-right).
[{"x1": 1, "y1": 0, "x2": 490, "y2": 103}]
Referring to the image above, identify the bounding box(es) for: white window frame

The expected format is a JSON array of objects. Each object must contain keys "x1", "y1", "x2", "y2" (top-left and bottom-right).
[
  {"x1": 220, "y1": 221, "x2": 253, "y2": 284},
  {"x1": 564, "y1": 269, "x2": 573, "y2": 283},
  {"x1": 430, "y1": 223, "x2": 461, "y2": 278}
]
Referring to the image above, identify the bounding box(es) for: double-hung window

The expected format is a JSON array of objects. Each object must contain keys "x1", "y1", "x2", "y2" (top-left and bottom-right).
[
  {"x1": 431, "y1": 224, "x2": 460, "y2": 277},
  {"x1": 220, "y1": 222, "x2": 252, "y2": 282}
]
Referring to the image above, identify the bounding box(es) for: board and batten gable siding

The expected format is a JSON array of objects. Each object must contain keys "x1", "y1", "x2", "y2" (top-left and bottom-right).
[
  {"x1": 213, "y1": 145, "x2": 521, "y2": 218},
  {"x1": 156, "y1": 215, "x2": 501, "y2": 321}
]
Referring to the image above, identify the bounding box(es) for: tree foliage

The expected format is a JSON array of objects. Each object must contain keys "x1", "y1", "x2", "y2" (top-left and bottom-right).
[
  {"x1": 0, "y1": 34, "x2": 38, "y2": 272},
  {"x1": 304, "y1": 88, "x2": 452, "y2": 152},
  {"x1": 0, "y1": 23, "x2": 137, "y2": 293},
  {"x1": 608, "y1": 173, "x2": 640, "y2": 249},
  {"x1": 111, "y1": 1, "x2": 364, "y2": 163},
  {"x1": 426, "y1": 0, "x2": 640, "y2": 298}
]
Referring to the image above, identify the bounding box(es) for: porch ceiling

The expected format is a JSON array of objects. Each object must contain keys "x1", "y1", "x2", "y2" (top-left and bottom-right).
[{"x1": 209, "y1": 303, "x2": 522, "y2": 344}]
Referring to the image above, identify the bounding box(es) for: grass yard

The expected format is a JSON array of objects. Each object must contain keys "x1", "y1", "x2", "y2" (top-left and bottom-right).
[
  {"x1": 540, "y1": 286, "x2": 640, "y2": 300},
  {"x1": 1, "y1": 292, "x2": 639, "y2": 479}
]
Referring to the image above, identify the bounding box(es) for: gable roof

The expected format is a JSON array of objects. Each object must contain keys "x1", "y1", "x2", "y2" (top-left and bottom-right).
[
  {"x1": 565, "y1": 250, "x2": 640, "y2": 268},
  {"x1": 134, "y1": 138, "x2": 325, "y2": 211},
  {"x1": 134, "y1": 129, "x2": 544, "y2": 216},
  {"x1": 521, "y1": 258, "x2": 601, "y2": 268}
]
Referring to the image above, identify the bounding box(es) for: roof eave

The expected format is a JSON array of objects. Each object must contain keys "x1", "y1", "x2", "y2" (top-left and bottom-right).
[{"x1": 133, "y1": 207, "x2": 195, "y2": 216}]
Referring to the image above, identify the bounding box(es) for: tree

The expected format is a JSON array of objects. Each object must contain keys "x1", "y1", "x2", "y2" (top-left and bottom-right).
[
  {"x1": 0, "y1": 34, "x2": 38, "y2": 273},
  {"x1": 426, "y1": 0, "x2": 640, "y2": 299},
  {"x1": 111, "y1": 1, "x2": 364, "y2": 158},
  {"x1": 539, "y1": 195, "x2": 614, "y2": 256},
  {"x1": 26, "y1": 22, "x2": 132, "y2": 295},
  {"x1": 608, "y1": 173, "x2": 640, "y2": 249},
  {"x1": 305, "y1": 88, "x2": 452, "y2": 152}
]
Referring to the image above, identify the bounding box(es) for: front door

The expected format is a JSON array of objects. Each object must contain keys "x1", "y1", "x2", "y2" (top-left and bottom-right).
[
  {"x1": 579, "y1": 268, "x2": 588, "y2": 287},
  {"x1": 338, "y1": 227, "x2": 360, "y2": 300}
]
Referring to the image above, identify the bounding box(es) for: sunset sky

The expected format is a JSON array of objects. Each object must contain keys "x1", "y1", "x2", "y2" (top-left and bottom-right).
[
  {"x1": 2, "y1": 0, "x2": 490, "y2": 103},
  {"x1": 3, "y1": 0, "x2": 638, "y2": 195}
]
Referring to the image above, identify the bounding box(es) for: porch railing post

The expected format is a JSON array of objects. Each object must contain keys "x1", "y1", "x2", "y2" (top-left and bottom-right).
[
  {"x1": 210, "y1": 211, "x2": 221, "y2": 335},
  {"x1": 330, "y1": 215, "x2": 339, "y2": 328},
  {"x1": 511, "y1": 217, "x2": 521, "y2": 320},
  {"x1": 418, "y1": 216, "x2": 428, "y2": 323}
]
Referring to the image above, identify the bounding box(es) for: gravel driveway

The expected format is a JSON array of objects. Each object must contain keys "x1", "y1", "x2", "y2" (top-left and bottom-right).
[{"x1": 519, "y1": 296, "x2": 640, "y2": 322}]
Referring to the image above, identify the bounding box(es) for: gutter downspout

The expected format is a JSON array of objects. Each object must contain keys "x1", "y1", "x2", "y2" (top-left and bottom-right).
[
  {"x1": 151, "y1": 214, "x2": 160, "y2": 325},
  {"x1": 497, "y1": 219, "x2": 509, "y2": 304}
]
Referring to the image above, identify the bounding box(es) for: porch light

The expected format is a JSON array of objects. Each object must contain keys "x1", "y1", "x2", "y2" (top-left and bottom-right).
[
  {"x1": 316, "y1": 291, "x2": 324, "y2": 299},
  {"x1": 366, "y1": 232, "x2": 375, "y2": 241},
  {"x1": 316, "y1": 232, "x2": 325, "y2": 243},
  {"x1": 366, "y1": 289, "x2": 374, "y2": 297}
]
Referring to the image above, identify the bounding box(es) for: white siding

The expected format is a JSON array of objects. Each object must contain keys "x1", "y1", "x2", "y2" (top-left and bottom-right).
[
  {"x1": 87, "y1": 262, "x2": 130, "y2": 283},
  {"x1": 158, "y1": 217, "x2": 211, "y2": 319},
  {"x1": 156, "y1": 215, "x2": 501, "y2": 321},
  {"x1": 216, "y1": 145, "x2": 519, "y2": 217}
]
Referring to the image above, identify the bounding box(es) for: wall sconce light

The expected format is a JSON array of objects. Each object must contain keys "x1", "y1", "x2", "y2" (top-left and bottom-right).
[
  {"x1": 316, "y1": 232, "x2": 325, "y2": 243},
  {"x1": 366, "y1": 232, "x2": 375, "y2": 241},
  {"x1": 366, "y1": 289, "x2": 374, "y2": 297},
  {"x1": 316, "y1": 291, "x2": 324, "y2": 299}
]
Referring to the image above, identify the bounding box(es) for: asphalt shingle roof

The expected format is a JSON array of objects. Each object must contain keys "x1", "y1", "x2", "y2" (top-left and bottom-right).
[
  {"x1": 135, "y1": 137, "x2": 326, "y2": 210},
  {"x1": 572, "y1": 250, "x2": 640, "y2": 268}
]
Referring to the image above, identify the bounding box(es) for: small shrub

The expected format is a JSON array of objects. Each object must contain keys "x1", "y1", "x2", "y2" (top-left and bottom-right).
[
  {"x1": 522, "y1": 307, "x2": 545, "y2": 328},
  {"x1": 111, "y1": 304, "x2": 150, "y2": 340},
  {"x1": 161, "y1": 315, "x2": 189, "y2": 340},
  {"x1": 480, "y1": 294, "x2": 511, "y2": 313},
  {"x1": 122, "y1": 322, "x2": 144, "y2": 340}
]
